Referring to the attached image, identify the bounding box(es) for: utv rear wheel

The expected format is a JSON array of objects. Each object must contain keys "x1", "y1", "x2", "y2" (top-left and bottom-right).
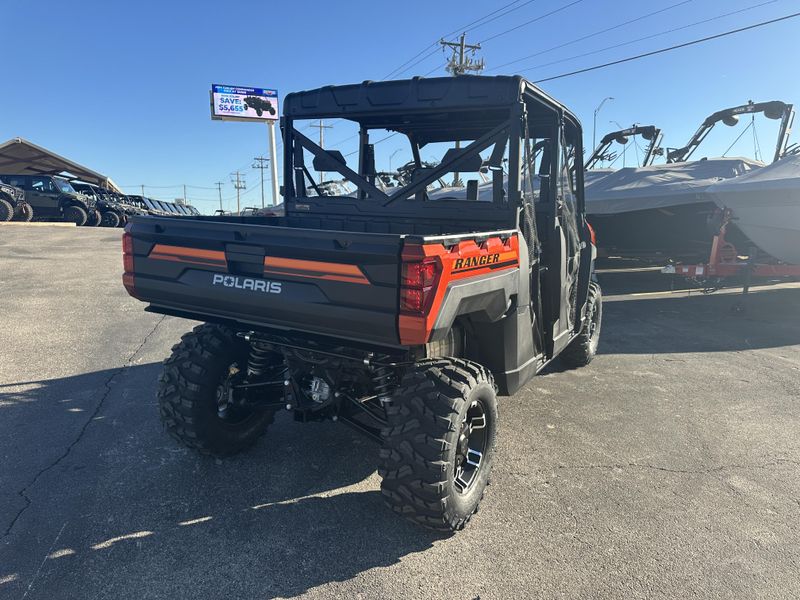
[
  {"x1": 560, "y1": 281, "x2": 602, "y2": 368},
  {"x1": 379, "y1": 358, "x2": 498, "y2": 532},
  {"x1": 13, "y1": 202, "x2": 33, "y2": 222},
  {"x1": 100, "y1": 210, "x2": 120, "y2": 227},
  {"x1": 0, "y1": 198, "x2": 12, "y2": 221},
  {"x1": 157, "y1": 323, "x2": 277, "y2": 457},
  {"x1": 63, "y1": 205, "x2": 88, "y2": 226}
]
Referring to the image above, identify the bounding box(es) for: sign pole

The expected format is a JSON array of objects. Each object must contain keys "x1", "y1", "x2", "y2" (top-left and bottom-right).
[{"x1": 268, "y1": 121, "x2": 280, "y2": 206}]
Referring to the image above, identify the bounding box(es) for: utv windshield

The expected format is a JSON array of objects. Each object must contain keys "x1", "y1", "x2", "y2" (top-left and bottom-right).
[{"x1": 53, "y1": 176, "x2": 77, "y2": 194}]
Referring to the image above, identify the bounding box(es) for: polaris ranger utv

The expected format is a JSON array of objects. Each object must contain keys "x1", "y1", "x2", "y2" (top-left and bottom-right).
[
  {"x1": 0, "y1": 181, "x2": 31, "y2": 221},
  {"x1": 0, "y1": 174, "x2": 93, "y2": 225},
  {"x1": 123, "y1": 75, "x2": 601, "y2": 531}
]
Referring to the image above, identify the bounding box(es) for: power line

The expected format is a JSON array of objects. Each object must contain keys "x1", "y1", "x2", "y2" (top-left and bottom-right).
[
  {"x1": 531, "y1": 11, "x2": 800, "y2": 84},
  {"x1": 486, "y1": 0, "x2": 696, "y2": 72},
  {"x1": 478, "y1": 0, "x2": 585, "y2": 44},
  {"x1": 382, "y1": 0, "x2": 533, "y2": 79},
  {"x1": 517, "y1": 0, "x2": 779, "y2": 75}
]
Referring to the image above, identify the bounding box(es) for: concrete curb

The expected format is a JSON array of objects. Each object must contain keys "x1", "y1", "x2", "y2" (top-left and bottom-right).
[{"x1": 0, "y1": 221, "x2": 76, "y2": 228}]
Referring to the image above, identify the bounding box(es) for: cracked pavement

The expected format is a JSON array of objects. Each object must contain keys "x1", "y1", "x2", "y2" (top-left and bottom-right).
[{"x1": 1, "y1": 227, "x2": 799, "y2": 599}]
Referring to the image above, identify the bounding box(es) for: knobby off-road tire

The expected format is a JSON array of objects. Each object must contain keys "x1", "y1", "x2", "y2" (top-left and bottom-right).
[
  {"x1": 86, "y1": 209, "x2": 103, "y2": 226},
  {"x1": 100, "y1": 210, "x2": 120, "y2": 228},
  {"x1": 559, "y1": 281, "x2": 602, "y2": 368},
  {"x1": 379, "y1": 358, "x2": 498, "y2": 532},
  {"x1": 13, "y1": 202, "x2": 33, "y2": 222},
  {"x1": 157, "y1": 323, "x2": 276, "y2": 457},
  {"x1": 0, "y1": 198, "x2": 12, "y2": 221},
  {"x1": 63, "y1": 205, "x2": 88, "y2": 226}
]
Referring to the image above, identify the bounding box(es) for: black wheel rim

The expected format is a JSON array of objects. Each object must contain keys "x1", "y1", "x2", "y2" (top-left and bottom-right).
[{"x1": 453, "y1": 399, "x2": 489, "y2": 494}]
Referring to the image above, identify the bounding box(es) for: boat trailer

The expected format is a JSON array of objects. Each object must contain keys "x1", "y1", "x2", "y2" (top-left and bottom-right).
[{"x1": 662, "y1": 210, "x2": 800, "y2": 301}]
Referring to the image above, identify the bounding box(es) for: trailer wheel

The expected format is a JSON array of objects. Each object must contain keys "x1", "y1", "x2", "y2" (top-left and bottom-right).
[
  {"x1": 560, "y1": 281, "x2": 602, "y2": 368},
  {"x1": 379, "y1": 358, "x2": 498, "y2": 532},
  {"x1": 0, "y1": 198, "x2": 12, "y2": 221},
  {"x1": 63, "y1": 205, "x2": 88, "y2": 226},
  {"x1": 157, "y1": 323, "x2": 276, "y2": 457},
  {"x1": 100, "y1": 210, "x2": 120, "y2": 228},
  {"x1": 13, "y1": 202, "x2": 33, "y2": 222}
]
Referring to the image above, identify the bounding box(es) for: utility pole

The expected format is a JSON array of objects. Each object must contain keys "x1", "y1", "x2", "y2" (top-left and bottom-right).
[
  {"x1": 230, "y1": 171, "x2": 246, "y2": 215},
  {"x1": 440, "y1": 33, "x2": 484, "y2": 76},
  {"x1": 214, "y1": 181, "x2": 224, "y2": 213},
  {"x1": 183, "y1": 184, "x2": 187, "y2": 205},
  {"x1": 308, "y1": 120, "x2": 333, "y2": 182},
  {"x1": 440, "y1": 33, "x2": 484, "y2": 186},
  {"x1": 140, "y1": 184, "x2": 145, "y2": 196},
  {"x1": 252, "y1": 156, "x2": 269, "y2": 208}
]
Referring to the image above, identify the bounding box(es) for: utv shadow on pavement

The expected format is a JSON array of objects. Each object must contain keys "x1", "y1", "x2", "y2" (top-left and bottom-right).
[{"x1": 1, "y1": 363, "x2": 444, "y2": 600}]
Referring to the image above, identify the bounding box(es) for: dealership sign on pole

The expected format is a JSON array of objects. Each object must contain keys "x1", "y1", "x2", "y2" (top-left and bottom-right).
[
  {"x1": 210, "y1": 83, "x2": 281, "y2": 210},
  {"x1": 211, "y1": 84, "x2": 279, "y2": 122}
]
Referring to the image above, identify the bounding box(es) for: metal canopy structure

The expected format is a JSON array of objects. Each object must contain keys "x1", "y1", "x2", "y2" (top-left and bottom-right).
[{"x1": 0, "y1": 137, "x2": 122, "y2": 193}]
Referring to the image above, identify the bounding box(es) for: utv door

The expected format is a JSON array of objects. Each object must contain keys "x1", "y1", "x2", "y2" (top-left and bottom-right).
[
  {"x1": 27, "y1": 176, "x2": 62, "y2": 217},
  {"x1": 530, "y1": 118, "x2": 582, "y2": 357}
]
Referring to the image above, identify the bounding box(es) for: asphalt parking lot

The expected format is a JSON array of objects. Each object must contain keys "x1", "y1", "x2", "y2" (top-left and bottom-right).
[{"x1": 1, "y1": 225, "x2": 799, "y2": 600}]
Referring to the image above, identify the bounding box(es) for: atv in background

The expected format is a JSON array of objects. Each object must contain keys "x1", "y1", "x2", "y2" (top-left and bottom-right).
[
  {"x1": 0, "y1": 174, "x2": 93, "y2": 225},
  {"x1": 0, "y1": 181, "x2": 32, "y2": 222},
  {"x1": 71, "y1": 182, "x2": 131, "y2": 227},
  {"x1": 243, "y1": 96, "x2": 276, "y2": 117}
]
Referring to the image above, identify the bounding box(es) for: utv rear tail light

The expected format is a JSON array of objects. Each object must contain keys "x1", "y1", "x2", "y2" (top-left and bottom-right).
[
  {"x1": 122, "y1": 233, "x2": 138, "y2": 298},
  {"x1": 400, "y1": 257, "x2": 441, "y2": 315},
  {"x1": 586, "y1": 221, "x2": 597, "y2": 246}
]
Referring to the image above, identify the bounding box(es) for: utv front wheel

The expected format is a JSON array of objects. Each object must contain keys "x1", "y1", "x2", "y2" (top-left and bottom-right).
[
  {"x1": 560, "y1": 281, "x2": 602, "y2": 368},
  {"x1": 86, "y1": 209, "x2": 103, "y2": 226},
  {"x1": 63, "y1": 205, "x2": 88, "y2": 226},
  {"x1": 13, "y1": 202, "x2": 33, "y2": 222},
  {"x1": 379, "y1": 359, "x2": 498, "y2": 532},
  {"x1": 157, "y1": 323, "x2": 277, "y2": 457},
  {"x1": 100, "y1": 210, "x2": 120, "y2": 227},
  {"x1": 0, "y1": 198, "x2": 12, "y2": 221}
]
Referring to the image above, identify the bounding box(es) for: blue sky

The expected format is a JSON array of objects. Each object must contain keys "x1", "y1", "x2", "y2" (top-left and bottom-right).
[{"x1": 2, "y1": 0, "x2": 798, "y2": 212}]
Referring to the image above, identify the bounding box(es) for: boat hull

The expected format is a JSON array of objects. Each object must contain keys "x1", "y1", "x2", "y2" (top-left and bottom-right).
[{"x1": 708, "y1": 155, "x2": 800, "y2": 264}]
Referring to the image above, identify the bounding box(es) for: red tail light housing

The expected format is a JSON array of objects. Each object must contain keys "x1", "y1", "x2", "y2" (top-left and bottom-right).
[
  {"x1": 122, "y1": 232, "x2": 138, "y2": 298},
  {"x1": 400, "y1": 256, "x2": 441, "y2": 315},
  {"x1": 586, "y1": 221, "x2": 597, "y2": 246}
]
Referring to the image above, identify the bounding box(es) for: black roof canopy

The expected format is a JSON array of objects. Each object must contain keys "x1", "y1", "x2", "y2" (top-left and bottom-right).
[{"x1": 283, "y1": 75, "x2": 579, "y2": 143}]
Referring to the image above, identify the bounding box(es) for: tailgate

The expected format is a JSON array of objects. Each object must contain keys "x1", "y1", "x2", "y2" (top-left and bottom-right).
[{"x1": 124, "y1": 217, "x2": 404, "y2": 346}]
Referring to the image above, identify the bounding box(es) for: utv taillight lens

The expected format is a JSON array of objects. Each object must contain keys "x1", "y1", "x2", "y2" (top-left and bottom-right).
[
  {"x1": 587, "y1": 221, "x2": 597, "y2": 246},
  {"x1": 122, "y1": 233, "x2": 138, "y2": 297},
  {"x1": 122, "y1": 233, "x2": 134, "y2": 272},
  {"x1": 400, "y1": 257, "x2": 440, "y2": 315}
]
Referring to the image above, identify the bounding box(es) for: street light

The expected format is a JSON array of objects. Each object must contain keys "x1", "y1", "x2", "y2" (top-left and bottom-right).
[
  {"x1": 389, "y1": 148, "x2": 401, "y2": 172},
  {"x1": 592, "y1": 96, "x2": 614, "y2": 153}
]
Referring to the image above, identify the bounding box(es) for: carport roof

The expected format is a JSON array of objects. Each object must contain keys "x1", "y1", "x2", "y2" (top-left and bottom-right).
[{"x1": 0, "y1": 137, "x2": 122, "y2": 193}]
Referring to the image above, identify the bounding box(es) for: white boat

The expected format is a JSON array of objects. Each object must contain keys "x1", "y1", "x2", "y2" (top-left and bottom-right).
[
  {"x1": 584, "y1": 158, "x2": 762, "y2": 257},
  {"x1": 707, "y1": 153, "x2": 800, "y2": 264}
]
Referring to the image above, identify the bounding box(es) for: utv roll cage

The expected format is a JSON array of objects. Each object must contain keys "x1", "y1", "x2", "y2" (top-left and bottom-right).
[
  {"x1": 281, "y1": 75, "x2": 585, "y2": 229},
  {"x1": 585, "y1": 124, "x2": 664, "y2": 170},
  {"x1": 667, "y1": 100, "x2": 795, "y2": 164}
]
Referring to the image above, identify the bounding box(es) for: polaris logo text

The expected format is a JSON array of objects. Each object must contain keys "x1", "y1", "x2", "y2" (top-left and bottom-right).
[
  {"x1": 212, "y1": 274, "x2": 282, "y2": 294},
  {"x1": 453, "y1": 254, "x2": 500, "y2": 270}
]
